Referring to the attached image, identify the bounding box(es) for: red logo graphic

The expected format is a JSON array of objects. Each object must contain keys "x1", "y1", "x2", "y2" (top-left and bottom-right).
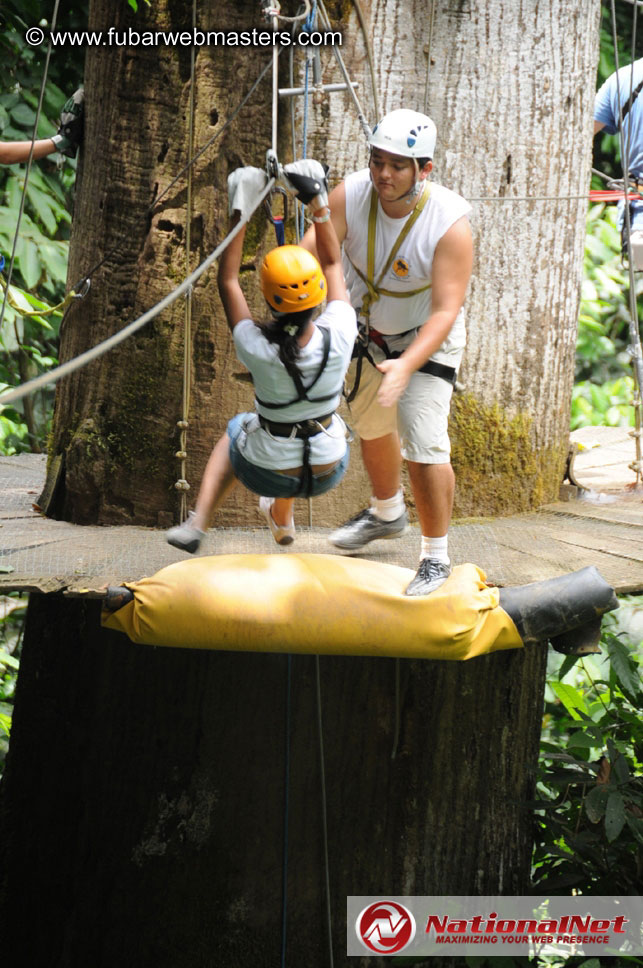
[{"x1": 356, "y1": 900, "x2": 416, "y2": 954}]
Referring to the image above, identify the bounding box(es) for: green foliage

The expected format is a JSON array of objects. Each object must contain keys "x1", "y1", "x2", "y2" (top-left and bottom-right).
[
  {"x1": 532, "y1": 599, "x2": 643, "y2": 894},
  {"x1": 0, "y1": 4, "x2": 84, "y2": 453},
  {"x1": 573, "y1": 204, "x2": 641, "y2": 430},
  {"x1": 0, "y1": 593, "x2": 26, "y2": 777}
]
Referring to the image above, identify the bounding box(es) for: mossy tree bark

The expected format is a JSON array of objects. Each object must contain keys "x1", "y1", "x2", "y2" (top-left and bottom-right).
[{"x1": 1, "y1": 2, "x2": 599, "y2": 966}]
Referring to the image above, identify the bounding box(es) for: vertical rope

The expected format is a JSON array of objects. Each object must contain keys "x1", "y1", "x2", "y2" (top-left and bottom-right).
[
  {"x1": 280, "y1": 654, "x2": 292, "y2": 968},
  {"x1": 315, "y1": 656, "x2": 334, "y2": 968},
  {"x1": 176, "y1": 1, "x2": 197, "y2": 519},
  {"x1": 423, "y1": 0, "x2": 438, "y2": 115}
]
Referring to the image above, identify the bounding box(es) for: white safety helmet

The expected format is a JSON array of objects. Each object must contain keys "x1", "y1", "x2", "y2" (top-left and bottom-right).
[{"x1": 368, "y1": 109, "x2": 437, "y2": 161}]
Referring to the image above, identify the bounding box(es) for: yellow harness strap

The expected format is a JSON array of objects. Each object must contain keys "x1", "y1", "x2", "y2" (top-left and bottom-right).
[
  {"x1": 0, "y1": 274, "x2": 76, "y2": 318},
  {"x1": 350, "y1": 181, "x2": 432, "y2": 323}
]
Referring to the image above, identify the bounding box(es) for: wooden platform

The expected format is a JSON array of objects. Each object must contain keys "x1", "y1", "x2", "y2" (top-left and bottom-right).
[{"x1": 1, "y1": 426, "x2": 643, "y2": 597}]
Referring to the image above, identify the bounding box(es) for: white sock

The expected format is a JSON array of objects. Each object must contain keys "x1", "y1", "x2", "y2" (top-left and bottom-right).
[
  {"x1": 421, "y1": 534, "x2": 449, "y2": 565},
  {"x1": 370, "y1": 489, "x2": 405, "y2": 522}
]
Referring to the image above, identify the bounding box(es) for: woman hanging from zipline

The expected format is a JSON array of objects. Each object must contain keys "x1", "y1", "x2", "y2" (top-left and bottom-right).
[{"x1": 166, "y1": 160, "x2": 356, "y2": 552}]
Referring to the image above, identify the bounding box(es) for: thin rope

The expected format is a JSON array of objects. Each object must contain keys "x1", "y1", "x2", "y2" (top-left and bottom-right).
[
  {"x1": 0, "y1": 0, "x2": 62, "y2": 337},
  {"x1": 351, "y1": 0, "x2": 380, "y2": 122},
  {"x1": 315, "y1": 656, "x2": 334, "y2": 968},
  {"x1": 391, "y1": 658, "x2": 401, "y2": 760},
  {"x1": 154, "y1": 51, "x2": 282, "y2": 212},
  {"x1": 0, "y1": 179, "x2": 276, "y2": 407},
  {"x1": 609, "y1": 0, "x2": 643, "y2": 483},
  {"x1": 423, "y1": 0, "x2": 438, "y2": 115},
  {"x1": 466, "y1": 193, "x2": 597, "y2": 202},
  {"x1": 280, "y1": 654, "x2": 292, "y2": 968},
  {"x1": 317, "y1": 0, "x2": 372, "y2": 140},
  {"x1": 176, "y1": 1, "x2": 197, "y2": 522}
]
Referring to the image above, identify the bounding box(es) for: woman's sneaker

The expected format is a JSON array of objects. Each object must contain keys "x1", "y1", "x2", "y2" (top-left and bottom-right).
[
  {"x1": 166, "y1": 511, "x2": 206, "y2": 554},
  {"x1": 259, "y1": 497, "x2": 296, "y2": 546},
  {"x1": 329, "y1": 508, "x2": 409, "y2": 551}
]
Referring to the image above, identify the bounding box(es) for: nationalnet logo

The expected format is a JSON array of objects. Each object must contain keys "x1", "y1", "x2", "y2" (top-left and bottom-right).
[
  {"x1": 355, "y1": 901, "x2": 416, "y2": 954},
  {"x1": 347, "y1": 896, "x2": 643, "y2": 958}
]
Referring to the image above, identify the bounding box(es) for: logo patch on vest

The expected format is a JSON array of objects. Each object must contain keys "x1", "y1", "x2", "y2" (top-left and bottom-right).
[{"x1": 392, "y1": 257, "x2": 410, "y2": 279}]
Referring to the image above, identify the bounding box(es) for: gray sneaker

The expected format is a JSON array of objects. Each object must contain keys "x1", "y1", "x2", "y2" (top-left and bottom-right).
[
  {"x1": 329, "y1": 508, "x2": 409, "y2": 551},
  {"x1": 405, "y1": 558, "x2": 451, "y2": 597},
  {"x1": 166, "y1": 511, "x2": 205, "y2": 554}
]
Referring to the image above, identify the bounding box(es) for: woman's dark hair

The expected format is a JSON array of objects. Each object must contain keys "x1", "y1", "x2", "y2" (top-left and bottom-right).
[{"x1": 262, "y1": 307, "x2": 314, "y2": 367}]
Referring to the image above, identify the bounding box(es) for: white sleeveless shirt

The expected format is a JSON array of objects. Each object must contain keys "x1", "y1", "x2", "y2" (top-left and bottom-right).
[{"x1": 342, "y1": 168, "x2": 471, "y2": 361}]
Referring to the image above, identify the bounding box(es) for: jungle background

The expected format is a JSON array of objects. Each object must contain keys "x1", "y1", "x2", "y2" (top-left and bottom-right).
[{"x1": 0, "y1": 2, "x2": 641, "y2": 965}]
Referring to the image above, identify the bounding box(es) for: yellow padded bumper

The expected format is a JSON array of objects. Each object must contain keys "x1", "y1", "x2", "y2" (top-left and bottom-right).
[{"x1": 101, "y1": 554, "x2": 523, "y2": 661}]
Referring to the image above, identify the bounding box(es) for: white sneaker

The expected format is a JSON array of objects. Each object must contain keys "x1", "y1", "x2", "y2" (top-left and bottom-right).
[
  {"x1": 165, "y1": 511, "x2": 205, "y2": 554},
  {"x1": 259, "y1": 497, "x2": 296, "y2": 546}
]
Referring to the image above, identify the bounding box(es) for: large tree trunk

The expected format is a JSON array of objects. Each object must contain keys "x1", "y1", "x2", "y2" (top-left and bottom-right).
[
  {"x1": 1, "y1": 1, "x2": 599, "y2": 965},
  {"x1": 0, "y1": 595, "x2": 546, "y2": 967}
]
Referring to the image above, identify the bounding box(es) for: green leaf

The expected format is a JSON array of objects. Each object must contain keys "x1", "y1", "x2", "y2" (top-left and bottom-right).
[
  {"x1": 604, "y1": 790, "x2": 627, "y2": 841},
  {"x1": 9, "y1": 102, "x2": 36, "y2": 128},
  {"x1": 584, "y1": 784, "x2": 608, "y2": 823},
  {"x1": 0, "y1": 652, "x2": 19, "y2": 670},
  {"x1": 567, "y1": 729, "x2": 602, "y2": 749},
  {"x1": 605, "y1": 634, "x2": 642, "y2": 700},
  {"x1": 26, "y1": 184, "x2": 58, "y2": 235},
  {"x1": 550, "y1": 681, "x2": 589, "y2": 719},
  {"x1": 17, "y1": 238, "x2": 40, "y2": 288}
]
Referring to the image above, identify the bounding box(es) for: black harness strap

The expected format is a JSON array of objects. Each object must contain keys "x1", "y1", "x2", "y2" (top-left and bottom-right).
[
  {"x1": 253, "y1": 326, "x2": 342, "y2": 498},
  {"x1": 254, "y1": 326, "x2": 334, "y2": 409},
  {"x1": 346, "y1": 328, "x2": 457, "y2": 404},
  {"x1": 619, "y1": 76, "x2": 643, "y2": 129}
]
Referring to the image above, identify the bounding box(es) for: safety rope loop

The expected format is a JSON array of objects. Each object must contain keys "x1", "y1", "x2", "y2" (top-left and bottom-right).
[{"x1": 177, "y1": 0, "x2": 198, "y2": 523}]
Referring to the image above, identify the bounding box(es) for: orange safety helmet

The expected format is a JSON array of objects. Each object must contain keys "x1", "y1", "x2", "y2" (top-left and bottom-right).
[{"x1": 261, "y1": 245, "x2": 326, "y2": 313}]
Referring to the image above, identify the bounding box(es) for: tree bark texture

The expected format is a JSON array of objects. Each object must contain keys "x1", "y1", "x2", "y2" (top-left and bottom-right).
[
  {"x1": 0, "y1": 595, "x2": 546, "y2": 967},
  {"x1": 297, "y1": 0, "x2": 602, "y2": 516}
]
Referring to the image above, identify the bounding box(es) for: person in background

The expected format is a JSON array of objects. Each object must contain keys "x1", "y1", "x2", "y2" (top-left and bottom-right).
[{"x1": 0, "y1": 87, "x2": 84, "y2": 164}]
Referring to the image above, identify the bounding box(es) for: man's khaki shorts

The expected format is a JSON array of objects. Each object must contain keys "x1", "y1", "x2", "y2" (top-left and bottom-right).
[{"x1": 345, "y1": 334, "x2": 463, "y2": 464}]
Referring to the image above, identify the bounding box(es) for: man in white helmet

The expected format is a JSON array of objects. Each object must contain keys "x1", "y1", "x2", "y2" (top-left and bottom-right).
[{"x1": 300, "y1": 108, "x2": 473, "y2": 596}]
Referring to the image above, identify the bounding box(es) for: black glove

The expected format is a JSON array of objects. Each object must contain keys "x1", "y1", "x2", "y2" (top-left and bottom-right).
[
  {"x1": 52, "y1": 87, "x2": 84, "y2": 158},
  {"x1": 279, "y1": 159, "x2": 329, "y2": 209}
]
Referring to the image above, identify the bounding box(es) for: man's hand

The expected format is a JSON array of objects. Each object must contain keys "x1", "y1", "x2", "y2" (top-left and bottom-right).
[
  {"x1": 376, "y1": 357, "x2": 413, "y2": 407},
  {"x1": 227, "y1": 166, "x2": 268, "y2": 219}
]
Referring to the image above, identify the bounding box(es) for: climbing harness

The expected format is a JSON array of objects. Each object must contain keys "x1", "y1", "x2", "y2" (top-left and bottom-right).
[
  {"x1": 345, "y1": 182, "x2": 445, "y2": 402},
  {"x1": 254, "y1": 326, "x2": 343, "y2": 497}
]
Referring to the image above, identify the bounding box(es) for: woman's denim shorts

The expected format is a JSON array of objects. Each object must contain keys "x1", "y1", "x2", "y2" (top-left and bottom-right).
[{"x1": 227, "y1": 413, "x2": 349, "y2": 499}]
